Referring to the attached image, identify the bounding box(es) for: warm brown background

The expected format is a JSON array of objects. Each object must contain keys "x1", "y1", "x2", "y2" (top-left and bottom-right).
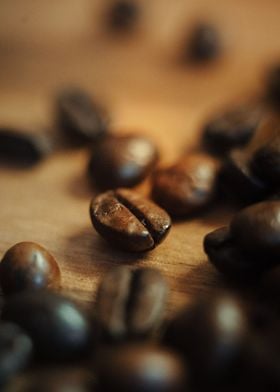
[{"x1": 0, "y1": 0, "x2": 280, "y2": 314}]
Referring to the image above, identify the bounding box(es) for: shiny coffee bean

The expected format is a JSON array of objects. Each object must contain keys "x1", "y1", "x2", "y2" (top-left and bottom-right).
[
  {"x1": 220, "y1": 149, "x2": 267, "y2": 203},
  {"x1": 56, "y1": 88, "x2": 107, "y2": 144},
  {"x1": 106, "y1": 1, "x2": 138, "y2": 32},
  {"x1": 230, "y1": 201, "x2": 280, "y2": 260},
  {"x1": 0, "y1": 128, "x2": 52, "y2": 166},
  {"x1": 188, "y1": 23, "x2": 221, "y2": 62},
  {"x1": 96, "y1": 344, "x2": 188, "y2": 392},
  {"x1": 0, "y1": 323, "x2": 33, "y2": 387},
  {"x1": 163, "y1": 294, "x2": 248, "y2": 385},
  {"x1": 90, "y1": 188, "x2": 171, "y2": 252},
  {"x1": 1, "y1": 291, "x2": 91, "y2": 360},
  {"x1": 0, "y1": 242, "x2": 61, "y2": 295},
  {"x1": 96, "y1": 266, "x2": 168, "y2": 341},
  {"x1": 88, "y1": 134, "x2": 158, "y2": 190},
  {"x1": 151, "y1": 153, "x2": 220, "y2": 217},
  {"x1": 203, "y1": 227, "x2": 265, "y2": 280},
  {"x1": 202, "y1": 104, "x2": 261, "y2": 155}
]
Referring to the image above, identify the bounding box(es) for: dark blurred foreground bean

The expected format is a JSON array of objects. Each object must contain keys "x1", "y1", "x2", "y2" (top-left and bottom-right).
[
  {"x1": 105, "y1": 1, "x2": 139, "y2": 33},
  {"x1": 188, "y1": 23, "x2": 221, "y2": 62}
]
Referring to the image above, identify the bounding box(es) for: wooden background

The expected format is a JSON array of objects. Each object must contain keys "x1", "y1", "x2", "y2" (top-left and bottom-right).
[{"x1": 1, "y1": 0, "x2": 280, "y2": 315}]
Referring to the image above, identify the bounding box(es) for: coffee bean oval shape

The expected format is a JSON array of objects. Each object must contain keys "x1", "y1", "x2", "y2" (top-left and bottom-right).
[
  {"x1": 0, "y1": 322, "x2": 33, "y2": 387},
  {"x1": 203, "y1": 104, "x2": 261, "y2": 155},
  {"x1": 90, "y1": 188, "x2": 171, "y2": 252},
  {"x1": 188, "y1": 23, "x2": 221, "y2": 62},
  {"x1": 1, "y1": 291, "x2": 91, "y2": 360},
  {"x1": 230, "y1": 201, "x2": 280, "y2": 259},
  {"x1": 96, "y1": 344, "x2": 188, "y2": 392},
  {"x1": 0, "y1": 242, "x2": 61, "y2": 295},
  {"x1": 56, "y1": 88, "x2": 107, "y2": 144},
  {"x1": 96, "y1": 266, "x2": 168, "y2": 341},
  {"x1": 106, "y1": 1, "x2": 139, "y2": 33},
  {"x1": 0, "y1": 128, "x2": 52, "y2": 166},
  {"x1": 88, "y1": 135, "x2": 159, "y2": 190},
  {"x1": 151, "y1": 153, "x2": 220, "y2": 217},
  {"x1": 163, "y1": 294, "x2": 248, "y2": 384}
]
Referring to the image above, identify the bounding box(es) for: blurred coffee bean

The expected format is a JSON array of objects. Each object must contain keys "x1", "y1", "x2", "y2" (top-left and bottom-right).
[
  {"x1": 202, "y1": 104, "x2": 262, "y2": 155},
  {"x1": 0, "y1": 323, "x2": 33, "y2": 387},
  {"x1": 88, "y1": 134, "x2": 158, "y2": 190},
  {"x1": 106, "y1": 1, "x2": 138, "y2": 33},
  {"x1": 56, "y1": 88, "x2": 108, "y2": 145},
  {"x1": 163, "y1": 294, "x2": 248, "y2": 385},
  {"x1": 203, "y1": 226, "x2": 265, "y2": 280},
  {"x1": 96, "y1": 344, "x2": 188, "y2": 392},
  {"x1": 90, "y1": 188, "x2": 171, "y2": 252},
  {"x1": 266, "y1": 65, "x2": 280, "y2": 105},
  {"x1": 230, "y1": 201, "x2": 280, "y2": 260},
  {"x1": 188, "y1": 23, "x2": 221, "y2": 62},
  {"x1": 151, "y1": 153, "x2": 220, "y2": 217},
  {"x1": 96, "y1": 266, "x2": 168, "y2": 341},
  {"x1": 220, "y1": 149, "x2": 267, "y2": 203},
  {"x1": 0, "y1": 128, "x2": 52, "y2": 166},
  {"x1": 1, "y1": 291, "x2": 91, "y2": 360},
  {"x1": 0, "y1": 242, "x2": 61, "y2": 295}
]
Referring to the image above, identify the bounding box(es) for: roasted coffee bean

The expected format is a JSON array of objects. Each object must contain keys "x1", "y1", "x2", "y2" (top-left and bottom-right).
[
  {"x1": 1, "y1": 291, "x2": 91, "y2": 360},
  {"x1": 151, "y1": 153, "x2": 220, "y2": 217},
  {"x1": 220, "y1": 149, "x2": 267, "y2": 203},
  {"x1": 251, "y1": 131, "x2": 280, "y2": 186},
  {"x1": 106, "y1": 1, "x2": 138, "y2": 32},
  {"x1": 56, "y1": 88, "x2": 107, "y2": 144},
  {"x1": 266, "y1": 65, "x2": 280, "y2": 105},
  {"x1": 0, "y1": 323, "x2": 33, "y2": 387},
  {"x1": 0, "y1": 128, "x2": 52, "y2": 166},
  {"x1": 202, "y1": 104, "x2": 262, "y2": 155},
  {"x1": 90, "y1": 188, "x2": 171, "y2": 252},
  {"x1": 88, "y1": 134, "x2": 158, "y2": 190},
  {"x1": 203, "y1": 227, "x2": 265, "y2": 280},
  {"x1": 230, "y1": 201, "x2": 280, "y2": 260},
  {"x1": 96, "y1": 266, "x2": 168, "y2": 341},
  {"x1": 96, "y1": 344, "x2": 188, "y2": 392},
  {"x1": 0, "y1": 242, "x2": 61, "y2": 295},
  {"x1": 188, "y1": 23, "x2": 221, "y2": 62},
  {"x1": 163, "y1": 294, "x2": 248, "y2": 385}
]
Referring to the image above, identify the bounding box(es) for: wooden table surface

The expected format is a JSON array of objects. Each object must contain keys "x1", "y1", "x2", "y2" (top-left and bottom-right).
[{"x1": 1, "y1": 0, "x2": 280, "y2": 316}]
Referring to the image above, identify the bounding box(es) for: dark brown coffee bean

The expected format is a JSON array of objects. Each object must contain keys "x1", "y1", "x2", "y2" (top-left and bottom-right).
[
  {"x1": 0, "y1": 323, "x2": 33, "y2": 387},
  {"x1": 1, "y1": 291, "x2": 91, "y2": 360},
  {"x1": 56, "y1": 88, "x2": 108, "y2": 144},
  {"x1": 88, "y1": 135, "x2": 158, "y2": 190},
  {"x1": 163, "y1": 294, "x2": 248, "y2": 385},
  {"x1": 90, "y1": 188, "x2": 171, "y2": 252},
  {"x1": 151, "y1": 153, "x2": 220, "y2": 217},
  {"x1": 96, "y1": 344, "x2": 188, "y2": 392},
  {"x1": 230, "y1": 201, "x2": 280, "y2": 260},
  {"x1": 0, "y1": 242, "x2": 61, "y2": 295},
  {"x1": 266, "y1": 65, "x2": 280, "y2": 105},
  {"x1": 106, "y1": 1, "x2": 138, "y2": 33},
  {"x1": 220, "y1": 149, "x2": 267, "y2": 203},
  {"x1": 202, "y1": 104, "x2": 262, "y2": 155},
  {"x1": 188, "y1": 23, "x2": 221, "y2": 62},
  {"x1": 0, "y1": 128, "x2": 52, "y2": 166},
  {"x1": 96, "y1": 266, "x2": 168, "y2": 341}
]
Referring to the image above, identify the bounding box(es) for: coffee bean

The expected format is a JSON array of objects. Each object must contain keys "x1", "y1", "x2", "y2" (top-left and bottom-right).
[
  {"x1": 266, "y1": 65, "x2": 280, "y2": 105},
  {"x1": 202, "y1": 104, "x2": 262, "y2": 155},
  {"x1": 220, "y1": 149, "x2": 267, "y2": 203},
  {"x1": 0, "y1": 128, "x2": 52, "y2": 166},
  {"x1": 96, "y1": 344, "x2": 188, "y2": 392},
  {"x1": 90, "y1": 188, "x2": 171, "y2": 252},
  {"x1": 1, "y1": 291, "x2": 91, "y2": 360},
  {"x1": 188, "y1": 23, "x2": 221, "y2": 62},
  {"x1": 230, "y1": 201, "x2": 280, "y2": 260},
  {"x1": 0, "y1": 242, "x2": 61, "y2": 295},
  {"x1": 151, "y1": 153, "x2": 220, "y2": 217},
  {"x1": 0, "y1": 323, "x2": 33, "y2": 387},
  {"x1": 106, "y1": 1, "x2": 138, "y2": 33},
  {"x1": 88, "y1": 135, "x2": 158, "y2": 190},
  {"x1": 56, "y1": 88, "x2": 107, "y2": 144},
  {"x1": 96, "y1": 266, "x2": 168, "y2": 341},
  {"x1": 163, "y1": 294, "x2": 248, "y2": 385}
]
